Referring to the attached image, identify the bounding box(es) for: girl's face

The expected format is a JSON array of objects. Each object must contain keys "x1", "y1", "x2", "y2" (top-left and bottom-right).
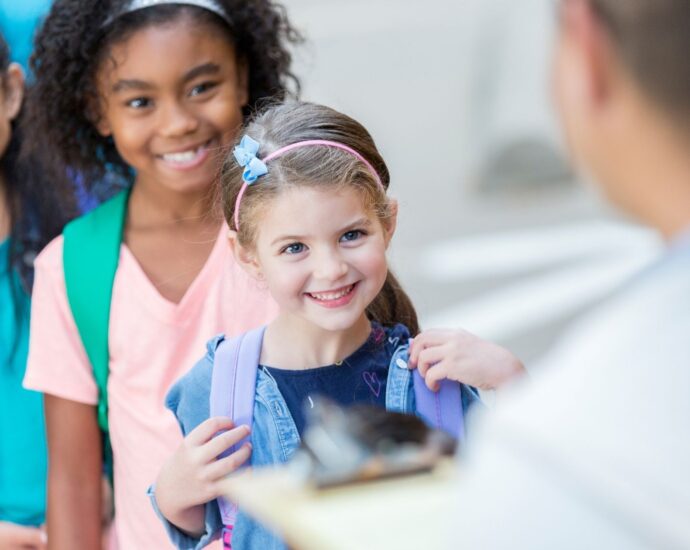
[
  {"x1": 95, "y1": 18, "x2": 247, "y2": 194},
  {"x1": 0, "y1": 63, "x2": 24, "y2": 159},
  {"x1": 235, "y1": 186, "x2": 396, "y2": 333}
]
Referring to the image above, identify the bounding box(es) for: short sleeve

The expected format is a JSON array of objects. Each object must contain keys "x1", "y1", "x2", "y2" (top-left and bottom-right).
[{"x1": 23, "y1": 236, "x2": 98, "y2": 404}]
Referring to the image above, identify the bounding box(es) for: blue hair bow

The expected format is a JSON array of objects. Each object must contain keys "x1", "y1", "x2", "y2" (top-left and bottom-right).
[{"x1": 233, "y1": 135, "x2": 268, "y2": 184}]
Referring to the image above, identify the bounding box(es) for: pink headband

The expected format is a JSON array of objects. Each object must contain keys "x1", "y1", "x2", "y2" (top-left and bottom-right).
[{"x1": 232, "y1": 136, "x2": 385, "y2": 229}]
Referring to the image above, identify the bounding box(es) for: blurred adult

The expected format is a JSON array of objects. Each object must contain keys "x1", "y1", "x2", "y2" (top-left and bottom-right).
[{"x1": 452, "y1": 1, "x2": 690, "y2": 548}]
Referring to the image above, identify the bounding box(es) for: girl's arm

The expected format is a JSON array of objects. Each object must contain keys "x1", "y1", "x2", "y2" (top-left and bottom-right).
[
  {"x1": 409, "y1": 329, "x2": 525, "y2": 391},
  {"x1": 154, "y1": 417, "x2": 252, "y2": 537},
  {"x1": 44, "y1": 395, "x2": 103, "y2": 549}
]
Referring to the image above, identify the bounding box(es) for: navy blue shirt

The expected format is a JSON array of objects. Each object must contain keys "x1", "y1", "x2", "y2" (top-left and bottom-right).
[{"x1": 263, "y1": 323, "x2": 410, "y2": 435}]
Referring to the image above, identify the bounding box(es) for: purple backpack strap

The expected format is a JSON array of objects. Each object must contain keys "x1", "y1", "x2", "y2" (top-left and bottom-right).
[
  {"x1": 210, "y1": 326, "x2": 266, "y2": 547},
  {"x1": 413, "y1": 369, "x2": 465, "y2": 442}
]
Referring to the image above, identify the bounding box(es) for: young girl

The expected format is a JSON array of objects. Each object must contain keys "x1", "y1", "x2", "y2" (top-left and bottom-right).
[
  {"x1": 21, "y1": 1, "x2": 300, "y2": 548},
  {"x1": 152, "y1": 101, "x2": 504, "y2": 549},
  {"x1": 0, "y1": 33, "x2": 69, "y2": 550}
]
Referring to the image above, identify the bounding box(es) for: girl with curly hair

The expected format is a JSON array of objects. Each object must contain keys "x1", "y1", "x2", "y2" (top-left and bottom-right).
[{"x1": 21, "y1": 1, "x2": 300, "y2": 547}]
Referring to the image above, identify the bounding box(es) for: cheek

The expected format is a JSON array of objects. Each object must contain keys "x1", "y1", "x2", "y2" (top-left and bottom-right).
[
  {"x1": 109, "y1": 117, "x2": 147, "y2": 155},
  {"x1": 264, "y1": 262, "x2": 307, "y2": 298},
  {"x1": 208, "y1": 89, "x2": 244, "y2": 143},
  {"x1": 358, "y1": 243, "x2": 389, "y2": 285}
]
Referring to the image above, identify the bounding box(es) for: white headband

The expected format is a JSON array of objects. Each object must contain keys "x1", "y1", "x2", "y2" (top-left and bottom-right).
[{"x1": 102, "y1": 0, "x2": 232, "y2": 28}]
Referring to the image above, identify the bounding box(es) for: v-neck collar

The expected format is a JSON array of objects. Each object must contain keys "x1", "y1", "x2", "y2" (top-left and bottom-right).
[{"x1": 118, "y1": 223, "x2": 227, "y2": 322}]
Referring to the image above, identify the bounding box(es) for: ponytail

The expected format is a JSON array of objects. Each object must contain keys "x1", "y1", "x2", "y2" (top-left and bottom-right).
[{"x1": 366, "y1": 270, "x2": 419, "y2": 336}]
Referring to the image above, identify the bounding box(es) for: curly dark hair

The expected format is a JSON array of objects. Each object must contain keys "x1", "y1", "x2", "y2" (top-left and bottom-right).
[
  {"x1": 22, "y1": 0, "x2": 302, "y2": 195},
  {"x1": 1, "y1": 32, "x2": 72, "y2": 364}
]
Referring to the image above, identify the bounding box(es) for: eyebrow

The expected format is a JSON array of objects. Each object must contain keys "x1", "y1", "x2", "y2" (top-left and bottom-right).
[
  {"x1": 269, "y1": 217, "x2": 373, "y2": 247},
  {"x1": 111, "y1": 62, "x2": 221, "y2": 93}
]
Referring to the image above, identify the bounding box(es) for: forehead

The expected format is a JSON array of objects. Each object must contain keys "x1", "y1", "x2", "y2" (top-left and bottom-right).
[
  {"x1": 256, "y1": 186, "x2": 376, "y2": 239},
  {"x1": 98, "y1": 17, "x2": 236, "y2": 85}
]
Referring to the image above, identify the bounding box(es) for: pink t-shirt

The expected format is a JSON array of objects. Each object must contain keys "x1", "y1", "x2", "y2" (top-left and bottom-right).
[{"x1": 24, "y1": 226, "x2": 277, "y2": 549}]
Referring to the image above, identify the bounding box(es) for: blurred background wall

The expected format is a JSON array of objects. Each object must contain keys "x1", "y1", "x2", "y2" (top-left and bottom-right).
[{"x1": 287, "y1": 0, "x2": 662, "y2": 366}]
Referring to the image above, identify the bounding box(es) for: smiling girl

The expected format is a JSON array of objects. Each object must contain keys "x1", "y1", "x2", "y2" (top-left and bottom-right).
[
  {"x1": 151, "y1": 102, "x2": 490, "y2": 549},
  {"x1": 21, "y1": 1, "x2": 300, "y2": 547}
]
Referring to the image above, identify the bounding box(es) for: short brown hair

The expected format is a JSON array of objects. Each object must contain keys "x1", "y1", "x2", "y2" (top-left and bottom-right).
[{"x1": 592, "y1": 0, "x2": 690, "y2": 121}]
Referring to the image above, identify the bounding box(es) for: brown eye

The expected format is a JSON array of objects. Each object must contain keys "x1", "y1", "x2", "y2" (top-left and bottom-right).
[
  {"x1": 127, "y1": 97, "x2": 151, "y2": 109},
  {"x1": 190, "y1": 81, "x2": 218, "y2": 97}
]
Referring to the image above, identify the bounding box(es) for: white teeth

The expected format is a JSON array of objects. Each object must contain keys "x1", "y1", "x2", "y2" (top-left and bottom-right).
[
  {"x1": 309, "y1": 285, "x2": 353, "y2": 301},
  {"x1": 162, "y1": 145, "x2": 204, "y2": 163}
]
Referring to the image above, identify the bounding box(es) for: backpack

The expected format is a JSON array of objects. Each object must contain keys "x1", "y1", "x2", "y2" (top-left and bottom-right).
[
  {"x1": 210, "y1": 326, "x2": 465, "y2": 549},
  {"x1": 63, "y1": 188, "x2": 131, "y2": 481}
]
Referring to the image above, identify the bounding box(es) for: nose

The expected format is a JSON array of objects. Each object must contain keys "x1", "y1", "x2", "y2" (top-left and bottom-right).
[
  {"x1": 158, "y1": 100, "x2": 199, "y2": 137},
  {"x1": 313, "y1": 247, "x2": 348, "y2": 283}
]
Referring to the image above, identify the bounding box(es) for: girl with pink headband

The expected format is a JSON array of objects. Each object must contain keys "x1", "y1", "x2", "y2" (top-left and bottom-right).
[{"x1": 152, "y1": 101, "x2": 522, "y2": 549}]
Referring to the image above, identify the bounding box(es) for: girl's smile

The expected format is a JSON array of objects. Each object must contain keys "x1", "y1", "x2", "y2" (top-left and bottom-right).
[
  {"x1": 95, "y1": 19, "x2": 247, "y2": 195},
  {"x1": 305, "y1": 282, "x2": 359, "y2": 308},
  {"x1": 240, "y1": 186, "x2": 396, "y2": 334},
  {"x1": 156, "y1": 139, "x2": 212, "y2": 171}
]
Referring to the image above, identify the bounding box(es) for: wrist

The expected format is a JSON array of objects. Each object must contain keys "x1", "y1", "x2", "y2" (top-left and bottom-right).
[
  {"x1": 495, "y1": 353, "x2": 525, "y2": 388},
  {"x1": 155, "y1": 486, "x2": 206, "y2": 538}
]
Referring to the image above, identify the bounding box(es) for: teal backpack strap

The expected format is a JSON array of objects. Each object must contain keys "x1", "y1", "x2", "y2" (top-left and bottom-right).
[{"x1": 63, "y1": 188, "x2": 130, "y2": 477}]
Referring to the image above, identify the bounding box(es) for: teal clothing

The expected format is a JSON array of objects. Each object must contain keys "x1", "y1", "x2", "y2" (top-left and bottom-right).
[
  {"x1": 0, "y1": 1, "x2": 52, "y2": 70},
  {"x1": 0, "y1": 238, "x2": 47, "y2": 526}
]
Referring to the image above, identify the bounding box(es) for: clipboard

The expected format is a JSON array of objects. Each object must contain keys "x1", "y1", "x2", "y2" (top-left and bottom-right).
[{"x1": 219, "y1": 459, "x2": 459, "y2": 550}]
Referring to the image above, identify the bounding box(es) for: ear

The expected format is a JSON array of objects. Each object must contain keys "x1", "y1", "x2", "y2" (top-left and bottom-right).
[
  {"x1": 93, "y1": 108, "x2": 112, "y2": 137},
  {"x1": 560, "y1": 0, "x2": 614, "y2": 107},
  {"x1": 227, "y1": 229, "x2": 263, "y2": 280},
  {"x1": 236, "y1": 57, "x2": 249, "y2": 108},
  {"x1": 3, "y1": 63, "x2": 25, "y2": 120},
  {"x1": 383, "y1": 198, "x2": 398, "y2": 247}
]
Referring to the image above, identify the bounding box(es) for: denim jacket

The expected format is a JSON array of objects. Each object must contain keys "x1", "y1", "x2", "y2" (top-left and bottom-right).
[{"x1": 150, "y1": 333, "x2": 480, "y2": 550}]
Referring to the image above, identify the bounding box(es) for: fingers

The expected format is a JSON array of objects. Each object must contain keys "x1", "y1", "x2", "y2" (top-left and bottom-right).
[
  {"x1": 201, "y1": 425, "x2": 250, "y2": 462},
  {"x1": 186, "y1": 417, "x2": 236, "y2": 446},
  {"x1": 205, "y1": 443, "x2": 253, "y2": 481},
  {"x1": 415, "y1": 345, "x2": 449, "y2": 378},
  {"x1": 424, "y1": 360, "x2": 452, "y2": 392},
  {"x1": 408, "y1": 329, "x2": 455, "y2": 367}
]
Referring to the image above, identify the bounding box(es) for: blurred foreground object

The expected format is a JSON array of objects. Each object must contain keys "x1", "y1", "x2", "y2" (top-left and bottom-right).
[
  {"x1": 293, "y1": 398, "x2": 456, "y2": 487},
  {"x1": 224, "y1": 461, "x2": 458, "y2": 550},
  {"x1": 219, "y1": 398, "x2": 459, "y2": 549},
  {"x1": 220, "y1": 459, "x2": 457, "y2": 550}
]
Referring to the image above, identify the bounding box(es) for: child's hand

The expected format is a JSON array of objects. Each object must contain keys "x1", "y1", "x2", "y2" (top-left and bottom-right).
[
  {"x1": 409, "y1": 329, "x2": 525, "y2": 392},
  {"x1": 154, "y1": 417, "x2": 252, "y2": 536},
  {"x1": 0, "y1": 521, "x2": 47, "y2": 549}
]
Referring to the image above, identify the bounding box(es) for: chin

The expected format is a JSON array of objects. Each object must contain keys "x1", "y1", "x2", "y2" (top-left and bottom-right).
[{"x1": 304, "y1": 314, "x2": 362, "y2": 334}]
